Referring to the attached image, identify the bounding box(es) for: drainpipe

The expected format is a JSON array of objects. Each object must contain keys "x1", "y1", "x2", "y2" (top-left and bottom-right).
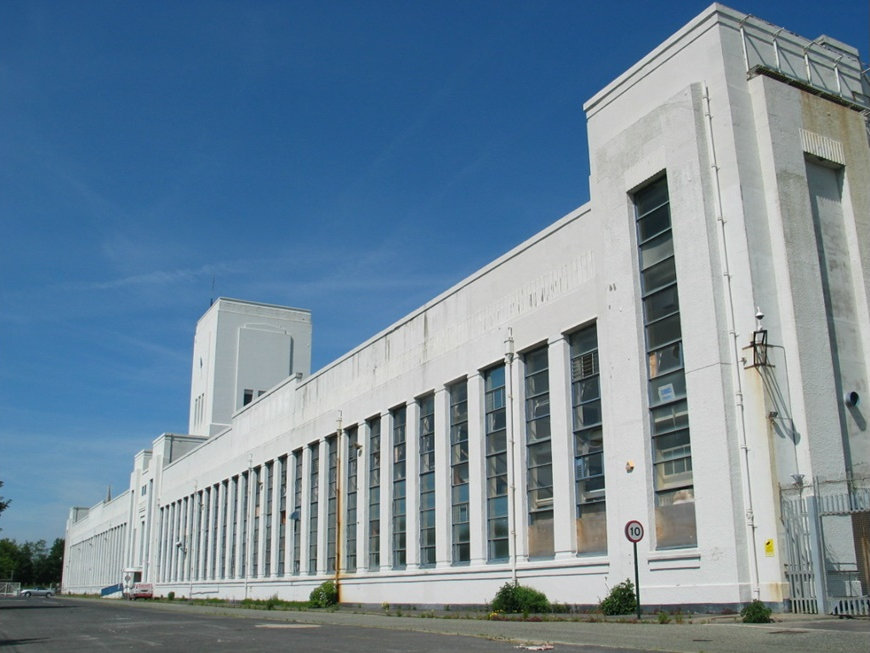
[
  {"x1": 504, "y1": 328, "x2": 518, "y2": 585},
  {"x1": 702, "y1": 84, "x2": 761, "y2": 600}
]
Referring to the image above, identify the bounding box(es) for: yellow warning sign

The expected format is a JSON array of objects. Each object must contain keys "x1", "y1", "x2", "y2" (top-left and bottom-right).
[{"x1": 764, "y1": 539, "x2": 775, "y2": 557}]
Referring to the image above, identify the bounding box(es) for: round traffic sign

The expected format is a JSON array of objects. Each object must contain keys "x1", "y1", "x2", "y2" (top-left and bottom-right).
[{"x1": 625, "y1": 520, "x2": 644, "y2": 543}]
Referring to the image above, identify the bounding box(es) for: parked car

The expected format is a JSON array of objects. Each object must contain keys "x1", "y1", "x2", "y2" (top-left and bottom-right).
[
  {"x1": 19, "y1": 587, "x2": 53, "y2": 598},
  {"x1": 126, "y1": 583, "x2": 153, "y2": 600}
]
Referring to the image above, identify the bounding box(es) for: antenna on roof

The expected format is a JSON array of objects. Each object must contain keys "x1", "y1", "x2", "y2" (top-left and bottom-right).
[{"x1": 210, "y1": 273, "x2": 216, "y2": 306}]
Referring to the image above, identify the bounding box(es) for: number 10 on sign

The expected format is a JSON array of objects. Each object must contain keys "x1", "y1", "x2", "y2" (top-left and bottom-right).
[{"x1": 624, "y1": 520, "x2": 643, "y2": 618}]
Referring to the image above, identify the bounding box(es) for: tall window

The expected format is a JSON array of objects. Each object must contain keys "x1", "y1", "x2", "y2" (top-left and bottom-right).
[
  {"x1": 252, "y1": 466, "x2": 261, "y2": 575},
  {"x1": 264, "y1": 462, "x2": 273, "y2": 576},
  {"x1": 326, "y1": 436, "x2": 338, "y2": 572},
  {"x1": 449, "y1": 380, "x2": 470, "y2": 563},
  {"x1": 292, "y1": 450, "x2": 302, "y2": 575},
  {"x1": 346, "y1": 426, "x2": 358, "y2": 572},
  {"x1": 392, "y1": 405, "x2": 407, "y2": 568},
  {"x1": 571, "y1": 324, "x2": 607, "y2": 554},
  {"x1": 229, "y1": 477, "x2": 237, "y2": 577},
  {"x1": 239, "y1": 472, "x2": 248, "y2": 576},
  {"x1": 220, "y1": 480, "x2": 228, "y2": 578},
  {"x1": 484, "y1": 366, "x2": 509, "y2": 560},
  {"x1": 418, "y1": 394, "x2": 436, "y2": 567},
  {"x1": 525, "y1": 347, "x2": 553, "y2": 558},
  {"x1": 368, "y1": 417, "x2": 381, "y2": 570},
  {"x1": 308, "y1": 443, "x2": 320, "y2": 574},
  {"x1": 635, "y1": 176, "x2": 696, "y2": 548},
  {"x1": 210, "y1": 484, "x2": 218, "y2": 578},
  {"x1": 278, "y1": 455, "x2": 287, "y2": 575}
]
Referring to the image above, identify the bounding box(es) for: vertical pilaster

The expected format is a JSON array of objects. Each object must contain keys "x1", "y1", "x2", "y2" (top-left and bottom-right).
[
  {"x1": 467, "y1": 372, "x2": 486, "y2": 566},
  {"x1": 549, "y1": 335, "x2": 575, "y2": 558}
]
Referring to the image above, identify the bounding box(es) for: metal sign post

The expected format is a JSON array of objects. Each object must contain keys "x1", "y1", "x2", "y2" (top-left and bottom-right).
[{"x1": 624, "y1": 520, "x2": 644, "y2": 619}]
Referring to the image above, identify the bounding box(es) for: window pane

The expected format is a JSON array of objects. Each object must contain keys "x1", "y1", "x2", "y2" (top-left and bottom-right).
[
  {"x1": 637, "y1": 203, "x2": 671, "y2": 242},
  {"x1": 526, "y1": 370, "x2": 549, "y2": 397},
  {"x1": 527, "y1": 441, "x2": 552, "y2": 468},
  {"x1": 644, "y1": 285, "x2": 680, "y2": 323},
  {"x1": 635, "y1": 177, "x2": 669, "y2": 217},
  {"x1": 570, "y1": 325, "x2": 598, "y2": 357},
  {"x1": 485, "y1": 366, "x2": 505, "y2": 390},
  {"x1": 648, "y1": 370, "x2": 686, "y2": 406},
  {"x1": 526, "y1": 416, "x2": 551, "y2": 443},
  {"x1": 653, "y1": 429, "x2": 691, "y2": 462},
  {"x1": 651, "y1": 400, "x2": 689, "y2": 435},
  {"x1": 639, "y1": 231, "x2": 674, "y2": 269},
  {"x1": 641, "y1": 257, "x2": 677, "y2": 295},
  {"x1": 575, "y1": 427, "x2": 603, "y2": 454},
  {"x1": 573, "y1": 401, "x2": 601, "y2": 429},
  {"x1": 646, "y1": 313, "x2": 682, "y2": 350},
  {"x1": 648, "y1": 342, "x2": 683, "y2": 378},
  {"x1": 486, "y1": 431, "x2": 506, "y2": 455}
]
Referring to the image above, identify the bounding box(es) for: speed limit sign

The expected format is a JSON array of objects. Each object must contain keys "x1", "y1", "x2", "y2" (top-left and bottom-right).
[{"x1": 625, "y1": 520, "x2": 644, "y2": 543}]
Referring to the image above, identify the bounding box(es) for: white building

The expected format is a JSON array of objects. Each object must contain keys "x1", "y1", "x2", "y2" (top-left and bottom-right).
[{"x1": 63, "y1": 4, "x2": 869, "y2": 614}]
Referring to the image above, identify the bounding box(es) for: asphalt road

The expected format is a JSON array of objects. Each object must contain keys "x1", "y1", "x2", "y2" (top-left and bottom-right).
[{"x1": 1, "y1": 596, "x2": 867, "y2": 653}]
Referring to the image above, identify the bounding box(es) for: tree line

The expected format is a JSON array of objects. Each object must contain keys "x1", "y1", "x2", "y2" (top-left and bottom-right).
[
  {"x1": 0, "y1": 480, "x2": 64, "y2": 586},
  {"x1": 0, "y1": 538, "x2": 65, "y2": 586}
]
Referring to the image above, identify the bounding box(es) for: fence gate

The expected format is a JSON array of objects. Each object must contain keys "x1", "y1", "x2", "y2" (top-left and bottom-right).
[{"x1": 781, "y1": 482, "x2": 870, "y2": 616}]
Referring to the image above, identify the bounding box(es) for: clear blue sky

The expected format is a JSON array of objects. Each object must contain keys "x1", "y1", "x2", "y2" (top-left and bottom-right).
[{"x1": 1, "y1": 1, "x2": 866, "y2": 544}]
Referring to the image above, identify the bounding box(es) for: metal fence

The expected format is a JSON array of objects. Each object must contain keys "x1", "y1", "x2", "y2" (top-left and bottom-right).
[
  {"x1": 0, "y1": 581, "x2": 22, "y2": 596},
  {"x1": 781, "y1": 478, "x2": 870, "y2": 615}
]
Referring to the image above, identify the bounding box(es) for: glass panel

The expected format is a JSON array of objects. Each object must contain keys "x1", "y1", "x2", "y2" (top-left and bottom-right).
[
  {"x1": 576, "y1": 452, "x2": 603, "y2": 480},
  {"x1": 485, "y1": 366, "x2": 505, "y2": 390},
  {"x1": 570, "y1": 325, "x2": 598, "y2": 357},
  {"x1": 525, "y1": 370, "x2": 549, "y2": 396},
  {"x1": 486, "y1": 410, "x2": 506, "y2": 433},
  {"x1": 648, "y1": 370, "x2": 686, "y2": 406},
  {"x1": 487, "y1": 496, "x2": 508, "y2": 518},
  {"x1": 451, "y1": 484, "x2": 469, "y2": 504},
  {"x1": 648, "y1": 341, "x2": 683, "y2": 378},
  {"x1": 527, "y1": 441, "x2": 552, "y2": 468},
  {"x1": 639, "y1": 231, "x2": 674, "y2": 269},
  {"x1": 573, "y1": 401, "x2": 601, "y2": 429},
  {"x1": 450, "y1": 423, "x2": 468, "y2": 444},
  {"x1": 528, "y1": 465, "x2": 552, "y2": 491},
  {"x1": 643, "y1": 285, "x2": 680, "y2": 323},
  {"x1": 645, "y1": 313, "x2": 682, "y2": 350},
  {"x1": 486, "y1": 431, "x2": 507, "y2": 455},
  {"x1": 635, "y1": 177, "x2": 669, "y2": 217},
  {"x1": 651, "y1": 400, "x2": 689, "y2": 435},
  {"x1": 575, "y1": 427, "x2": 603, "y2": 454},
  {"x1": 575, "y1": 376, "x2": 600, "y2": 403},
  {"x1": 526, "y1": 396, "x2": 550, "y2": 419},
  {"x1": 486, "y1": 454, "x2": 508, "y2": 476},
  {"x1": 637, "y1": 203, "x2": 671, "y2": 242},
  {"x1": 653, "y1": 429, "x2": 691, "y2": 462},
  {"x1": 490, "y1": 516, "x2": 509, "y2": 538},
  {"x1": 641, "y1": 257, "x2": 677, "y2": 295},
  {"x1": 526, "y1": 416, "x2": 551, "y2": 443}
]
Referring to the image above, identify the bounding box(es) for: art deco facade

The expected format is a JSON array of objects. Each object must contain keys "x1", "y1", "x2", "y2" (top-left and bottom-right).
[{"x1": 64, "y1": 4, "x2": 870, "y2": 613}]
